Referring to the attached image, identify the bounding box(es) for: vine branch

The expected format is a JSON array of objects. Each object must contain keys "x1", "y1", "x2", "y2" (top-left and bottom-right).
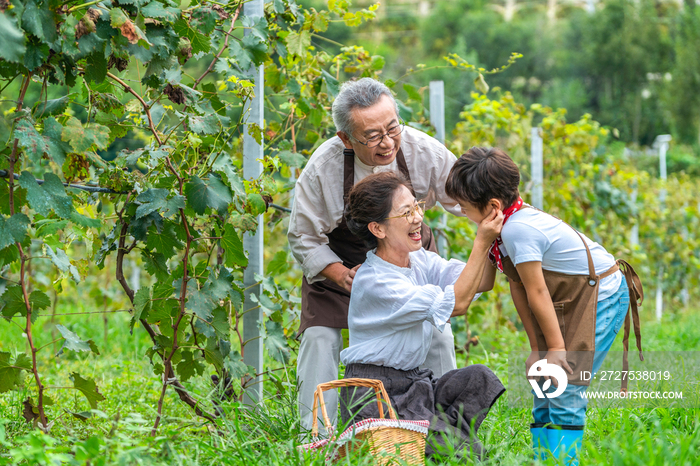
[
  {"x1": 105, "y1": 71, "x2": 163, "y2": 146},
  {"x1": 193, "y1": 3, "x2": 243, "y2": 90}
]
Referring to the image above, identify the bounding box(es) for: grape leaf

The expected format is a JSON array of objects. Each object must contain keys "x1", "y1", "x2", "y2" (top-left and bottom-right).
[
  {"x1": 56, "y1": 324, "x2": 100, "y2": 356},
  {"x1": 212, "y1": 152, "x2": 246, "y2": 197},
  {"x1": 0, "y1": 213, "x2": 30, "y2": 250},
  {"x1": 173, "y1": 18, "x2": 210, "y2": 55},
  {"x1": 186, "y1": 271, "x2": 232, "y2": 321},
  {"x1": 70, "y1": 373, "x2": 105, "y2": 409},
  {"x1": 43, "y1": 117, "x2": 71, "y2": 166},
  {"x1": 18, "y1": 171, "x2": 73, "y2": 219},
  {"x1": 46, "y1": 245, "x2": 81, "y2": 282},
  {"x1": 0, "y1": 352, "x2": 31, "y2": 393},
  {"x1": 141, "y1": 1, "x2": 180, "y2": 21},
  {"x1": 403, "y1": 83, "x2": 422, "y2": 102},
  {"x1": 285, "y1": 30, "x2": 310, "y2": 57},
  {"x1": 228, "y1": 40, "x2": 252, "y2": 70},
  {"x1": 176, "y1": 349, "x2": 205, "y2": 382},
  {"x1": 188, "y1": 114, "x2": 220, "y2": 135},
  {"x1": 246, "y1": 193, "x2": 266, "y2": 216},
  {"x1": 145, "y1": 222, "x2": 183, "y2": 259},
  {"x1": 14, "y1": 118, "x2": 50, "y2": 164},
  {"x1": 252, "y1": 292, "x2": 282, "y2": 317},
  {"x1": 185, "y1": 175, "x2": 232, "y2": 215},
  {"x1": 141, "y1": 250, "x2": 169, "y2": 282},
  {"x1": 24, "y1": 40, "x2": 49, "y2": 71},
  {"x1": 61, "y1": 116, "x2": 109, "y2": 152},
  {"x1": 224, "y1": 351, "x2": 251, "y2": 378},
  {"x1": 33, "y1": 96, "x2": 71, "y2": 119},
  {"x1": 321, "y1": 69, "x2": 340, "y2": 97},
  {"x1": 133, "y1": 286, "x2": 152, "y2": 322},
  {"x1": 85, "y1": 51, "x2": 108, "y2": 84},
  {"x1": 0, "y1": 286, "x2": 26, "y2": 320},
  {"x1": 221, "y1": 224, "x2": 247, "y2": 267},
  {"x1": 190, "y1": 7, "x2": 218, "y2": 35},
  {"x1": 135, "y1": 189, "x2": 185, "y2": 219},
  {"x1": 203, "y1": 337, "x2": 224, "y2": 371},
  {"x1": 29, "y1": 290, "x2": 50, "y2": 311},
  {"x1": 277, "y1": 150, "x2": 307, "y2": 169},
  {"x1": 21, "y1": 0, "x2": 57, "y2": 44},
  {"x1": 0, "y1": 13, "x2": 26, "y2": 63},
  {"x1": 265, "y1": 320, "x2": 290, "y2": 363},
  {"x1": 267, "y1": 250, "x2": 290, "y2": 276}
]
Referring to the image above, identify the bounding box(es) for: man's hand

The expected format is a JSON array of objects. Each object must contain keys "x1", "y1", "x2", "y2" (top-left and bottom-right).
[{"x1": 320, "y1": 263, "x2": 361, "y2": 293}]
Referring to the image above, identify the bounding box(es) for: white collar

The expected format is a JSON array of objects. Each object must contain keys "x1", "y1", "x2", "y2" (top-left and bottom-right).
[{"x1": 365, "y1": 250, "x2": 415, "y2": 277}]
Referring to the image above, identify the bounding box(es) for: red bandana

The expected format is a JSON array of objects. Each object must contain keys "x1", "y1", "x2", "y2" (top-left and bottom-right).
[{"x1": 489, "y1": 197, "x2": 524, "y2": 272}]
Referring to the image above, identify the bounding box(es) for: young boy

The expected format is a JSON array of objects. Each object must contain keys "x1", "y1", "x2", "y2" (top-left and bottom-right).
[{"x1": 444, "y1": 147, "x2": 643, "y2": 465}]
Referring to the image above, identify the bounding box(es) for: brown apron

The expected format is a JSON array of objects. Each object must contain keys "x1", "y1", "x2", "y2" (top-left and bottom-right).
[
  {"x1": 298, "y1": 148, "x2": 438, "y2": 335},
  {"x1": 499, "y1": 209, "x2": 644, "y2": 389}
]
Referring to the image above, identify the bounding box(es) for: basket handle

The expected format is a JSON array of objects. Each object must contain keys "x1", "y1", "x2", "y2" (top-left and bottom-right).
[{"x1": 310, "y1": 378, "x2": 397, "y2": 439}]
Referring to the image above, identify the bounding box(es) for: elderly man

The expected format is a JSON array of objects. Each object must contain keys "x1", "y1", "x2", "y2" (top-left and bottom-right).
[{"x1": 288, "y1": 78, "x2": 463, "y2": 433}]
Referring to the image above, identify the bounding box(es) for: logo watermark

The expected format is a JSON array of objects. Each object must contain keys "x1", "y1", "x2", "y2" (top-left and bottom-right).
[
  {"x1": 528, "y1": 359, "x2": 568, "y2": 399},
  {"x1": 506, "y1": 351, "x2": 700, "y2": 409}
]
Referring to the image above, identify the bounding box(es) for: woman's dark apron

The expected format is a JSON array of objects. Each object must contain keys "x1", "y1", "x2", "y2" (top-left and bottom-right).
[
  {"x1": 499, "y1": 210, "x2": 644, "y2": 390},
  {"x1": 298, "y1": 148, "x2": 438, "y2": 335}
]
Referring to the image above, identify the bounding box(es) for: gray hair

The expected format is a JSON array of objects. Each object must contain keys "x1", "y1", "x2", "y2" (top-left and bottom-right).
[{"x1": 331, "y1": 78, "x2": 399, "y2": 136}]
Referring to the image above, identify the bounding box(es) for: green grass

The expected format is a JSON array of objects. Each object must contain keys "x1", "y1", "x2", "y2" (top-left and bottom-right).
[{"x1": 1, "y1": 304, "x2": 699, "y2": 465}]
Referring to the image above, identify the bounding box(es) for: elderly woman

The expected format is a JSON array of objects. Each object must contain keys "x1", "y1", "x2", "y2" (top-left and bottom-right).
[{"x1": 339, "y1": 171, "x2": 506, "y2": 458}]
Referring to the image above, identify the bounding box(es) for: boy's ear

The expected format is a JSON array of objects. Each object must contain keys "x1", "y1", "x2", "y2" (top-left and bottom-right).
[
  {"x1": 489, "y1": 198, "x2": 504, "y2": 211},
  {"x1": 368, "y1": 221, "x2": 386, "y2": 239}
]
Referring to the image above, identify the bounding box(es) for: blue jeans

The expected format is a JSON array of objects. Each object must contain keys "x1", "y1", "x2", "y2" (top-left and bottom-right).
[{"x1": 532, "y1": 276, "x2": 630, "y2": 426}]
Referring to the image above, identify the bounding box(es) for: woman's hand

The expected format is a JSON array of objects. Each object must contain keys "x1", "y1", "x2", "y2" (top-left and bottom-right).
[{"x1": 475, "y1": 207, "x2": 504, "y2": 245}]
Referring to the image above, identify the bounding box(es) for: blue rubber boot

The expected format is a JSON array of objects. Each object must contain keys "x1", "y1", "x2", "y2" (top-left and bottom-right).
[
  {"x1": 547, "y1": 426, "x2": 583, "y2": 466},
  {"x1": 530, "y1": 423, "x2": 549, "y2": 461}
]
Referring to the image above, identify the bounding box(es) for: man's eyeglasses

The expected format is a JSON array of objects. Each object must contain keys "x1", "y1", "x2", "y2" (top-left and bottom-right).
[
  {"x1": 385, "y1": 200, "x2": 426, "y2": 222},
  {"x1": 352, "y1": 123, "x2": 405, "y2": 148}
]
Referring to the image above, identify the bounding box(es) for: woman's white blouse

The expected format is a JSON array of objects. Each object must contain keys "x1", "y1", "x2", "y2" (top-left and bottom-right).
[{"x1": 340, "y1": 248, "x2": 469, "y2": 371}]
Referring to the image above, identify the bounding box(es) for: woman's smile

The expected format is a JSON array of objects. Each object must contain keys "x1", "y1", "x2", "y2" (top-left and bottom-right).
[{"x1": 408, "y1": 225, "x2": 422, "y2": 242}]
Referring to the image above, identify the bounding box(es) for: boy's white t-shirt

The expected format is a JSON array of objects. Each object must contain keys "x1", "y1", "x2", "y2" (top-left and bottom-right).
[{"x1": 499, "y1": 207, "x2": 622, "y2": 301}]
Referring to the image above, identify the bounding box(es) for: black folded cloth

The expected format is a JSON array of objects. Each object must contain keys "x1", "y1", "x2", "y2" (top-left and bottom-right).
[{"x1": 340, "y1": 362, "x2": 506, "y2": 459}]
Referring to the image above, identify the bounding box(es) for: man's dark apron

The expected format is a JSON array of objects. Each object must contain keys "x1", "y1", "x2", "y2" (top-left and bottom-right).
[
  {"x1": 298, "y1": 148, "x2": 438, "y2": 335},
  {"x1": 498, "y1": 209, "x2": 644, "y2": 390}
]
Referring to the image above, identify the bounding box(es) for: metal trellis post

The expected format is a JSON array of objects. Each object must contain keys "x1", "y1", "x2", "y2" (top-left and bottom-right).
[
  {"x1": 429, "y1": 81, "x2": 449, "y2": 258},
  {"x1": 653, "y1": 134, "x2": 671, "y2": 321},
  {"x1": 531, "y1": 127, "x2": 544, "y2": 209},
  {"x1": 242, "y1": 0, "x2": 265, "y2": 405}
]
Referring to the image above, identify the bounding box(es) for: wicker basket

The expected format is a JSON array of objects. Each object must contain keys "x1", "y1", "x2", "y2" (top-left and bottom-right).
[{"x1": 309, "y1": 378, "x2": 427, "y2": 466}]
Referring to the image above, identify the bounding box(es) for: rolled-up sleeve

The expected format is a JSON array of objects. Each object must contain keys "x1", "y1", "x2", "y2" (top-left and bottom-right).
[
  {"x1": 351, "y1": 273, "x2": 455, "y2": 335},
  {"x1": 287, "y1": 170, "x2": 343, "y2": 283}
]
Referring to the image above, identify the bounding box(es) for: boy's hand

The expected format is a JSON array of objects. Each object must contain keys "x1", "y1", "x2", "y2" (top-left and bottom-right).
[
  {"x1": 525, "y1": 350, "x2": 540, "y2": 378},
  {"x1": 475, "y1": 207, "x2": 504, "y2": 244},
  {"x1": 543, "y1": 348, "x2": 573, "y2": 387}
]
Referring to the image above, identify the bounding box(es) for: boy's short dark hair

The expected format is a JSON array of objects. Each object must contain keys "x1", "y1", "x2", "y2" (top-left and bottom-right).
[{"x1": 445, "y1": 147, "x2": 520, "y2": 211}]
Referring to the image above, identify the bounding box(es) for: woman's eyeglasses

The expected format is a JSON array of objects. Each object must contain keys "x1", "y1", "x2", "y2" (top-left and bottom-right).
[{"x1": 385, "y1": 200, "x2": 426, "y2": 222}]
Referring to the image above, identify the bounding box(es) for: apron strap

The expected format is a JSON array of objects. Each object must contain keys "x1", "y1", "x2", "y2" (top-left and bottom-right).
[
  {"x1": 571, "y1": 229, "x2": 598, "y2": 283},
  {"x1": 342, "y1": 148, "x2": 355, "y2": 204},
  {"x1": 599, "y1": 263, "x2": 619, "y2": 280},
  {"x1": 395, "y1": 148, "x2": 414, "y2": 195},
  {"x1": 618, "y1": 259, "x2": 644, "y2": 392}
]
